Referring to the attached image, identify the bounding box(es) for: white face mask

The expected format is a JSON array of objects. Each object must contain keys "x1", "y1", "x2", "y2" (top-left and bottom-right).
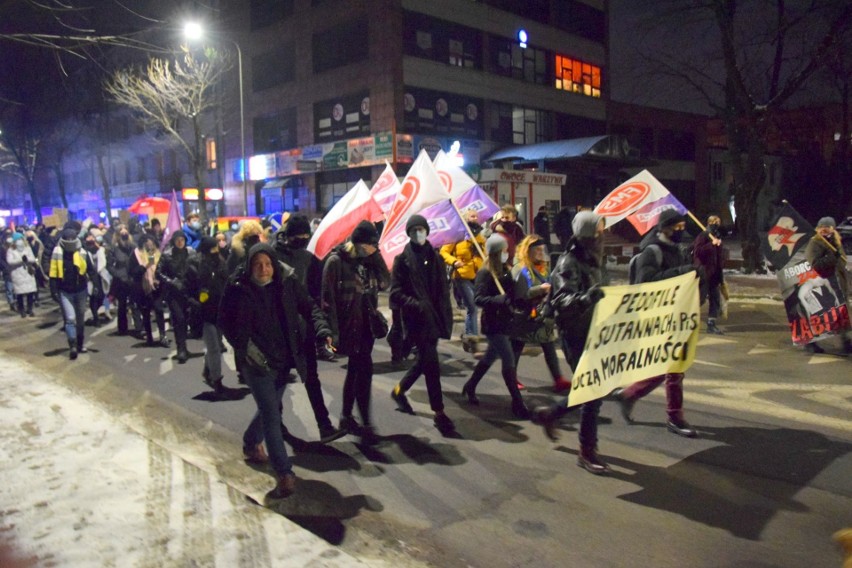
[
  {"x1": 500, "y1": 251, "x2": 509, "y2": 264},
  {"x1": 412, "y1": 229, "x2": 427, "y2": 246},
  {"x1": 15, "y1": 240, "x2": 25, "y2": 250}
]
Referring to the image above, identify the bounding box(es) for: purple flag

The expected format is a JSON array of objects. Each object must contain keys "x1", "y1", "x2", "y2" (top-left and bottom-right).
[{"x1": 160, "y1": 190, "x2": 183, "y2": 251}]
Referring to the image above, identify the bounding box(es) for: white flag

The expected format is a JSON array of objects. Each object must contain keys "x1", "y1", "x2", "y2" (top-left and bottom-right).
[
  {"x1": 594, "y1": 170, "x2": 675, "y2": 229},
  {"x1": 369, "y1": 162, "x2": 400, "y2": 214},
  {"x1": 434, "y1": 150, "x2": 477, "y2": 200},
  {"x1": 381, "y1": 149, "x2": 448, "y2": 237}
]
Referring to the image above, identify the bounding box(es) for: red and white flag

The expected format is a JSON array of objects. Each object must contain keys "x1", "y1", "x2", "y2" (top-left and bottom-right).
[
  {"x1": 308, "y1": 180, "x2": 383, "y2": 260},
  {"x1": 594, "y1": 170, "x2": 674, "y2": 229},
  {"x1": 433, "y1": 150, "x2": 476, "y2": 199},
  {"x1": 381, "y1": 149, "x2": 448, "y2": 237},
  {"x1": 369, "y1": 162, "x2": 400, "y2": 215}
]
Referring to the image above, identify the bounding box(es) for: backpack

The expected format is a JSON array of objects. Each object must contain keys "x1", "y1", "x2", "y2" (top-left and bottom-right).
[{"x1": 628, "y1": 244, "x2": 662, "y2": 285}]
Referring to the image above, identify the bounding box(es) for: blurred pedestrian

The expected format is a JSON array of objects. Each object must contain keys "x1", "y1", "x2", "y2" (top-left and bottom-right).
[
  {"x1": 7, "y1": 232, "x2": 37, "y2": 318},
  {"x1": 439, "y1": 209, "x2": 485, "y2": 352},
  {"x1": 49, "y1": 228, "x2": 91, "y2": 359},
  {"x1": 129, "y1": 234, "x2": 169, "y2": 347},
  {"x1": 226, "y1": 220, "x2": 266, "y2": 275},
  {"x1": 157, "y1": 230, "x2": 196, "y2": 363},
  {"x1": 533, "y1": 206, "x2": 550, "y2": 245},
  {"x1": 107, "y1": 227, "x2": 143, "y2": 337},
  {"x1": 692, "y1": 214, "x2": 727, "y2": 334},
  {"x1": 182, "y1": 212, "x2": 203, "y2": 250},
  {"x1": 804, "y1": 216, "x2": 851, "y2": 354},
  {"x1": 490, "y1": 205, "x2": 525, "y2": 265}
]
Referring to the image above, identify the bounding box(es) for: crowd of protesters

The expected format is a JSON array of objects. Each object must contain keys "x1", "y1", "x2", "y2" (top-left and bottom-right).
[{"x1": 2, "y1": 202, "x2": 848, "y2": 500}]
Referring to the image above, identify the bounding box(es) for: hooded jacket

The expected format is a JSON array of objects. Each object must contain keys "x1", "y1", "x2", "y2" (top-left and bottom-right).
[
  {"x1": 273, "y1": 228, "x2": 323, "y2": 303},
  {"x1": 219, "y1": 243, "x2": 331, "y2": 380},
  {"x1": 633, "y1": 230, "x2": 693, "y2": 284},
  {"x1": 157, "y1": 230, "x2": 196, "y2": 300},
  {"x1": 389, "y1": 241, "x2": 453, "y2": 342},
  {"x1": 550, "y1": 237, "x2": 606, "y2": 338},
  {"x1": 805, "y1": 231, "x2": 848, "y2": 297}
]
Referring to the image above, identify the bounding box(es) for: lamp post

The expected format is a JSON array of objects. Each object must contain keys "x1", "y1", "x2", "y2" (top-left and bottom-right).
[{"x1": 184, "y1": 22, "x2": 248, "y2": 216}]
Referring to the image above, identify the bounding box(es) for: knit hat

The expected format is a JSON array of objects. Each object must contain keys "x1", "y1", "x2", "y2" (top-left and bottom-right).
[
  {"x1": 406, "y1": 214, "x2": 429, "y2": 236},
  {"x1": 11, "y1": 232, "x2": 24, "y2": 241},
  {"x1": 657, "y1": 208, "x2": 685, "y2": 230},
  {"x1": 572, "y1": 211, "x2": 602, "y2": 239},
  {"x1": 60, "y1": 228, "x2": 81, "y2": 252},
  {"x1": 199, "y1": 236, "x2": 218, "y2": 253},
  {"x1": 285, "y1": 214, "x2": 312, "y2": 237},
  {"x1": 351, "y1": 221, "x2": 379, "y2": 245},
  {"x1": 485, "y1": 233, "x2": 508, "y2": 254},
  {"x1": 817, "y1": 216, "x2": 836, "y2": 228}
]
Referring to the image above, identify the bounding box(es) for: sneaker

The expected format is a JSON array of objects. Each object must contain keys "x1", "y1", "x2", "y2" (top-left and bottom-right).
[
  {"x1": 359, "y1": 424, "x2": 379, "y2": 446},
  {"x1": 267, "y1": 472, "x2": 296, "y2": 500},
  {"x1": 516, "y1": 381, "x2": 526, "y2": 391},
  {"x1": 391, "y1": 387, "x2": 414, "y2": 414},
  {"x1": 243, "y1": 443, "x2": 269, "y2": 464},
  {"x1": 666, "y1": 417, "x2": 698, "y2": 438},
  {"x1": 577, "y1": 448, "x2": 611, "y2": 475},
  {"x1": 339, "y1": 415, "x2": 361, "y2": 436},
  {"x1": 434, "y1": 413, "x2": 455, "y2": 435},
  {"x1": 511, "y1": 399, "x2": 531, "y2": 420},
  {"x1": 611, "y1": 388, "x2": 635, "y2": 423},
  {"x1": 533, "y1": 406, "x2": 560, "y2": 442},
  {"x1": 204, "y1": 376, "x2": 224, "y2": 392},
  {"x1": 176, "y1": 349, "x2": 189, "y2": 364},
  {"x1": 552, "y1": 377, "x2": 571, "y2": 393},
  {"x1": 69, "y1": 346, "x2": 78, "y2": 360},
  {"x1": 706, "y1": 323, "x2": 724, "y2": 335},
  {"x1": 318, "y1": 424, "x2": 346, "y2": 444},
  {"x1": 158, "y1": 337, "x2": 171, "y2": 348}
]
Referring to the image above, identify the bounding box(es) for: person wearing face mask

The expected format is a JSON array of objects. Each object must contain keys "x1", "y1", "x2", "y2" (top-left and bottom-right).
[
  {"x1": 226, "y1": 220, "x2": 266, "y2": 275},
  {"x1": 533, "y1": 212, "x2": 611, "y2": 474},
  {"x1": 107, "y1": 228, "x2": 143, "y2": 336},
  {"x1": 321, "y1": 220, "x2": 390, "y2": 443},
  {"x1": 1, "y1": 233, "x2": 16, "y2": 311},
  {"x1": 692, "y1": 214, "x2": 727, "y2": 335},
  {"x1": 611, "y1": 209, "x2": 700, "y2": 438},
  {"x1": 6, "y1": 232, "x2": 38, "y2": 318},
  {"x1": 82, "y1": 232, "x2": 110, "y2": 327},
  {"x1": 489, "y1": 205, "x2": 526, "y2": 265},
  {"x1": 24, "y1": 230, "x2": 47, "y2": 305},
  {"x1": 804, "y1": 216, "x2": 851, "y2": 354},
  {"x1": 156, "y1": 230, "x2": 197, "y2": 363},
  {"x1": 182, "y1": 212, "x2": 203, "y2": 250},
  {"x1": 389, "y1": 215, "x2": 456, "y2": 435},
  {"x1": 460, "y1": 233, "x2": 531, "y2": 420},
  {"x1": 219, "y1": 243, "x2": 334, "y2": 500},
  {"x1": 214, "y1": 231, "x2": 230, "y2": 258},
  {"x1": 128, "y1": 234, "x2": 169, "y2": 347},
  {"x1": 271, "y1": 215, "x2": 345, "y2": 443},
  {"x1": 439, "y1": 210, "x2": 486, "y2": 353},
  {"x1": 49, "y1": 228, "x2": 92, "y2": 359}
]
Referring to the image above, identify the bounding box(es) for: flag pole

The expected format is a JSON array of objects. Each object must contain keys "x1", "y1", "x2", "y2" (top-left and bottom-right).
[{"x1": 449, "y1": 198, "x2": 505, "y2": 295}]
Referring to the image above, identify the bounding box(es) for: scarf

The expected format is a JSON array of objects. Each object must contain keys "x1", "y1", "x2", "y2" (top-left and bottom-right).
[{"x1": 135, "y1": 248, "x2": 161, "y2": 295}]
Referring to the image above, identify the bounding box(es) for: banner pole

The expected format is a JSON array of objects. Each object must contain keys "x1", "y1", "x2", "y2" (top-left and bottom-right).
[{"x1": 449, "y1": 198, "x2": 505, "y2": 295}]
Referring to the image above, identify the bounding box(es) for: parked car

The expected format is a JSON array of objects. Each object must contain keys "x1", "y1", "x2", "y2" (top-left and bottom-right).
[{"x1": 837, "y1": 216, "x2": 852, "y2": 254}]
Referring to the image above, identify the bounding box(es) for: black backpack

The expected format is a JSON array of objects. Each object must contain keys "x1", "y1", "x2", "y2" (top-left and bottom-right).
[{"x1": 628, "y1": 244, "x2": 661, "y2": 285}]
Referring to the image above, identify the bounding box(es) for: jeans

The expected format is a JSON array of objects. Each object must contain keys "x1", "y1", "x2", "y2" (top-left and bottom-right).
[
  {"x1": 457, "y1": 278, "x2": 478, "y2": 336},
  {"x1": 550, "y1": 331, "x2": 601, "y2": 449},
  {"x1": 202, "y1": 322, "x2": 223, "y2": 380},
  {"x1": 243, "y1": 366, "x2": 293, "y2": 477},
  {"x1": 621, "y1": 373, "x2": 685, "y2": 421},
  {"x1": 512, "y1": 338, "x2": 563, "y2": 381},
  {"x1": 342, "y1": 334, "x2": 375, "y2": 426},
  {"x1": 399, "y1": 336, "x2": 444, "y2": 412},
  {"x1": 166, "y1": 296, "x2": 188, "y2": 350},
  {"x1": 59, "y1": 289, "x2": 87, "y2": 342},
  {"x1": 480, "y1": 333, "x2": 516, "y2": 370},
  {"x1": 16, "y1": 292, "x2": 35, "y2": 315},
  {"x1": 302, "y1": 333, "x2": 332, "y2": 429},
  {"x1": 4, "y1": 279, "x2": 14, "y2": 307}
]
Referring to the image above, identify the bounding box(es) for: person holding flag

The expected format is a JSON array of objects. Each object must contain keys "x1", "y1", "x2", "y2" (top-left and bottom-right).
[
  {"x1": 611, "y1": 209, "x2": 700, "y2": 438},
  {"x1": 389, "y1": 215, "x2": 456, "y2": 435},
  {"x1": 804, "y1": 216, "x2": 851, "y2": 354},
  {"x1": 439, "y1": 209, "x2": 485, "y2": 352}
]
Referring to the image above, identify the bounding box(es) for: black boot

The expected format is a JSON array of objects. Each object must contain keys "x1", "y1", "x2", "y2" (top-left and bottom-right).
[
  {"x1": 461, "y1": 360, "x2": 489, "y2": 405},
  {"x1": 68, "y1": 339, "x2": 78, "y2": 360},
  {"x1": 577, "y1": 446, "x2": 611, "y2": 475},
  {"x1": 77, "y1": 332, "x2": 87, "y2": 354},
  {"x1": 502, "y1": 368, "x2": 529, "y2": 419}
]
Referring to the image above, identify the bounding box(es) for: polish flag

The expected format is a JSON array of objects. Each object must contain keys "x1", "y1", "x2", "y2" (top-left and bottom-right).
[
  {"x1": 160, "y1": 190, "x2": 183, "y2": 251},
  {"x1": 381, "y1": 149, "x2": 448, "y2": 238},
  {"x1": 594, "y1": 170, "x2": 676, "y2": 229},
  {"x1": 369, "y1": 162, "x2": 400, "y2": 214},
  {"x1": 434, "y1": 150, "x2": 477, "y2": 199},
  {"x1": 308, "y1": 180, "x2": 383, "y2": 260}
]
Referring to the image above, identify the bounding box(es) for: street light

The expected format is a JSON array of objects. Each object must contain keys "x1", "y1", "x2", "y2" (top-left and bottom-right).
[{"x1": 183, "y1": 21, "x2": 248, "y2": 216}]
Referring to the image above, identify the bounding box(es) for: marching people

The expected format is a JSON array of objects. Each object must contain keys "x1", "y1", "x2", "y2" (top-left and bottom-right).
[
  {"x1": 218, "y1": 243, "x2": 334, "y2": 499},
  {"x1": 460, "y1": 233, "x2": 531, "y2": 419},
  {"x1": 533, "y1": 212, "x2": 611, "y2": 474},
  {"x1": 49, "y1": 227, "x2": 91, "y2": 359},
  {"x1": 439, "y1": 209, "x2": 485, "y2": 353},
  {"x1": 611, "y1": 209, "x2": 700, "y2": 438},
  {"x1": 107, "y1": 227, "x2": 143, "y2": 337},
  {"x1": 7, "y1": 232, "x2": 38, "y2": 318},
  {"x1": 272, "y1": 215, "x2": 345, "y2": 443},
  {"x1": 226, "y1": 219, "x2": 266, "y2": 274},
  {"x1": 490, "y1": 204, "x2": 525, "y2": 265},
  {"x1": 1, "y1": 233, "x2": 15, "y2": 311},
  {"x1": 511, "y1": 234, "x2": 571, "y2": 393},
  {"x1": 182, "y1": 212, "x2": 203, "y2": 250},
  {"x1": 24, "y1": 230, "x2": 48, "y2": 306},
  {"x1": 82, "y1": 232, "x2": 110, "y2": 327},
  {"x1": 553, "y1": 206, "x2": 575, "y2": 251},
  {"x1": 128, "y1": 234, "x2": 169, "y2": 348},
  {"x1": 692, "y1": 214, "x2": 727, "y2": 334},
  {"x1": 804, "y1": 216, "x2": 851, "y2": 354},
  {"x1": 533, "y1": 206, "x2": 551, "y2": 245},
  {"x1": 321, "y1": 221, "x2": 390, "y2": 443},
  {"x1": 389, "y1": 215, "x2": 456, "y2": 435},
  {"x1": 157, "y1": 230, "x2": 196, "y2": 363}
]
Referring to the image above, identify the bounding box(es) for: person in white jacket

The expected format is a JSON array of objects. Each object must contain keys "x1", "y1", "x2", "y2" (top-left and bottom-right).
[
  {"x1": 6, "y1": 232, "x2": 38, "y2": 317},
  {"x1": 82, "y1": 232, "x2": 111, "y2": 327}
]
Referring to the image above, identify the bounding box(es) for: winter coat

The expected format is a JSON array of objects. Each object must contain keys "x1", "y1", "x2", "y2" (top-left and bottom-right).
[
  {"x1": 692, "y1": 229, "x2": 725, "y2": 286},
  {"x1": 181, "y1": 223, "x2": 202, "y2": 250},
  {"x1": 489, "y1": 219, "x2": 525, "y2": 264},
  {"x1": 321, "y1": 244, "x2": 389, "y2": 355},
  {"x1": 218, "y1": 244, "x2": 331, "y2": 380},
  {"x1": 474, "y1": 264, "x2": 516, "y2": 336},
  {"x1": 439, "y1": 234, "x2": 485, "y2": 281},
  {"x1": 805, "y1": 232, "x2": 848, "y2": 298},
  {"x1": 633, "y1": 232, "x2": 694, "y2": 284},
  {"x1": 274, "y1": 244, "x2": 323, "y2": 303},
  {"x1": 512, "y1": 262, "x2": 557, "y2": 343},
  {"x1": 49, "y1": 244, "x2": 89, "y2": 294},
  {"x1": 187, "y1": 251, "x2": 228, "y2": 324},
  {"x1": 156, "y1": 242, "x2": 196, "y2": 302},
  {"x1": 389, "y1": 242, "x2": 453, "y2": 343},
  {"x1": 550, "y1": 239, "x2": 605, "y2": 339},
  {"x1": 128, "y1": 246, "x2": 162, "y2": 308},
  {"x1": 107, "y1": 242, "x2": 136, "y2": 286},
  {"x1": 533, "y1": 213, "x2": 550, "y2": 241},
  {"x1": 83, "y1": 246, "x2": 111, "y2": 297},
  {"x1": 6, "y1": 245, "x2": 38, "y2": 295}
]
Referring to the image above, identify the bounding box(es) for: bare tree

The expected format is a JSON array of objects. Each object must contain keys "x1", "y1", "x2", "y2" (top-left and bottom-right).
[
  {"x1": 105, "y1": 46, "x2": 231, "y2": 218},
  {"x1": 0, "y1": 113, "x2": 44, "y2": 223},
  {"x1": 621, "y1": 0, "x2": 852, "y2": 272}
]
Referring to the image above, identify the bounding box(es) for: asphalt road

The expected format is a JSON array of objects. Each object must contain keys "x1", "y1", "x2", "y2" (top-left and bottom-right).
[{"x1": 0, "y1": 287, "x2": 849, "y2": 568}]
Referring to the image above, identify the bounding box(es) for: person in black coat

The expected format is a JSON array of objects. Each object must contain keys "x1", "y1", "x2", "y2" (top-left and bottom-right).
[
  {"x1": 533, "y1": 206, "x2": 550, "y2": 245},
  {"x1": 388, "y1": 215, "x2": 455, "y2": 434},
  {"x1": 218, "y1": 243, "x2": 333, "y2": 500},
  {"x1": 692, "y1": 214, "x2": 726, "y2": 334},
  {"x1": 187, "y1": 237, "x2": 230, "y2": 391},
  {"x1": 127, "y1": 234, "x2": 169, "y2": 347},
  {"x1": 156, "y1": 229, "x2": 196, "y2": 363},
  {"x1": 107, "y1": 227, "x2": 143, "y2": 336}
]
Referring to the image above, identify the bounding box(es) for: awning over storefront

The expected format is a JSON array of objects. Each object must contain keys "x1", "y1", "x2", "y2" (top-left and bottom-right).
[
  {"x1": 260, "y1": 176, "x2": 295, "y2": 190},
  {"x1": 485, "y1": 135, "x2": 639, "y2": 163}
]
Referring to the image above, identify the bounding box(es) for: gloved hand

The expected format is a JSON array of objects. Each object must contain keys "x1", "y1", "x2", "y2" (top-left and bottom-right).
[
  {"x1": 583, "y1": 285, "x2": 605, "y2": 305},
  {"x1": 22, "y1": 255, "x2": 28, "y2": 263}
]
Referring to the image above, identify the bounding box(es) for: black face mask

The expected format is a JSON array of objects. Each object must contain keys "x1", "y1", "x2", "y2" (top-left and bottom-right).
[
  {"x1": 469, "y1": 223, "x2": 482, "y2": 236},
  {"x1": 120, "y1": 233, "x2": 129, "y2": 241},
  {"x1": 670, "y1": 229, "x2": 685, "y2": 243},
  {"x1": 86, "y1": 242, "x2": 98, "y2": 251},
  {"x1": 708, "y1": 224, "x2": 720, "y2": 236},
  {"x1": 288, "y1": 237, "x2": 310, "y2": 250}
]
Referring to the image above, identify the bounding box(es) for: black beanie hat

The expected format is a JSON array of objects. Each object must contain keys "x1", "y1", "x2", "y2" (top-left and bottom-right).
[
  {"x1": 199, "y1": 236, "x2": 218, "y2": 253},
  {"x1": 657, "y1": 209, "x2": 685, "y2": 230},
  {"x1": 351, "y1": 221, "x2": 379, "y2": 245},
  {"x1": 406, "y1": 214, "x2": 429, "y2": 236},
  {"x1": 285, "y1": 214, "x2": 312, "y2": 237}
]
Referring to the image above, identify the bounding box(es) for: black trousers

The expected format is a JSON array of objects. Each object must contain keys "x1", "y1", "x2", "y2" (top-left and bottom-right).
[{"x1": 398, "y1": 336, "x2": 443, "y2": 412}]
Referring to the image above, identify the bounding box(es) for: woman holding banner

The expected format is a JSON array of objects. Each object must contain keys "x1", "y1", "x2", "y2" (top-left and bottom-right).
[
  {"x1": 533, "y1": 211, "x2": 610, "y2": 474},
  {"x1": 804, "y1": 217, "x2": 851, "y2": 354}
]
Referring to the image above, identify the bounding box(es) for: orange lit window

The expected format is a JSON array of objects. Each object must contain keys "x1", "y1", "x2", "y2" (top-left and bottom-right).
[
  {"x1": 205, "y1": 138, "x2": 217, "y2": 170},
  {"x1": 554, "y1": 55, "x2": 601, "y2": 98}
]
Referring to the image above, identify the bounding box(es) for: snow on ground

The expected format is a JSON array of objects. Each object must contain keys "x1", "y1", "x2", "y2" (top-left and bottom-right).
[{"x1": 0, "y1": 355, "x2": 369, "y2": 567}]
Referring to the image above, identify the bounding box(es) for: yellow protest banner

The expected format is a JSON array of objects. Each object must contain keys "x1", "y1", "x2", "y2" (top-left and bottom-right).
[{"x1": 568, "y1": 271, "x2": 700, "y2": 407}]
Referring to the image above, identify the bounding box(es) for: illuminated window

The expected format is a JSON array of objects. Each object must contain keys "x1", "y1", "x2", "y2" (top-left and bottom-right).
[
  {"x1": 555, "y1": 55, "x2": 601, "y2": 98},
  {"x1": 205, "y1": 138, "x2": 217, "y2": 170}
]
